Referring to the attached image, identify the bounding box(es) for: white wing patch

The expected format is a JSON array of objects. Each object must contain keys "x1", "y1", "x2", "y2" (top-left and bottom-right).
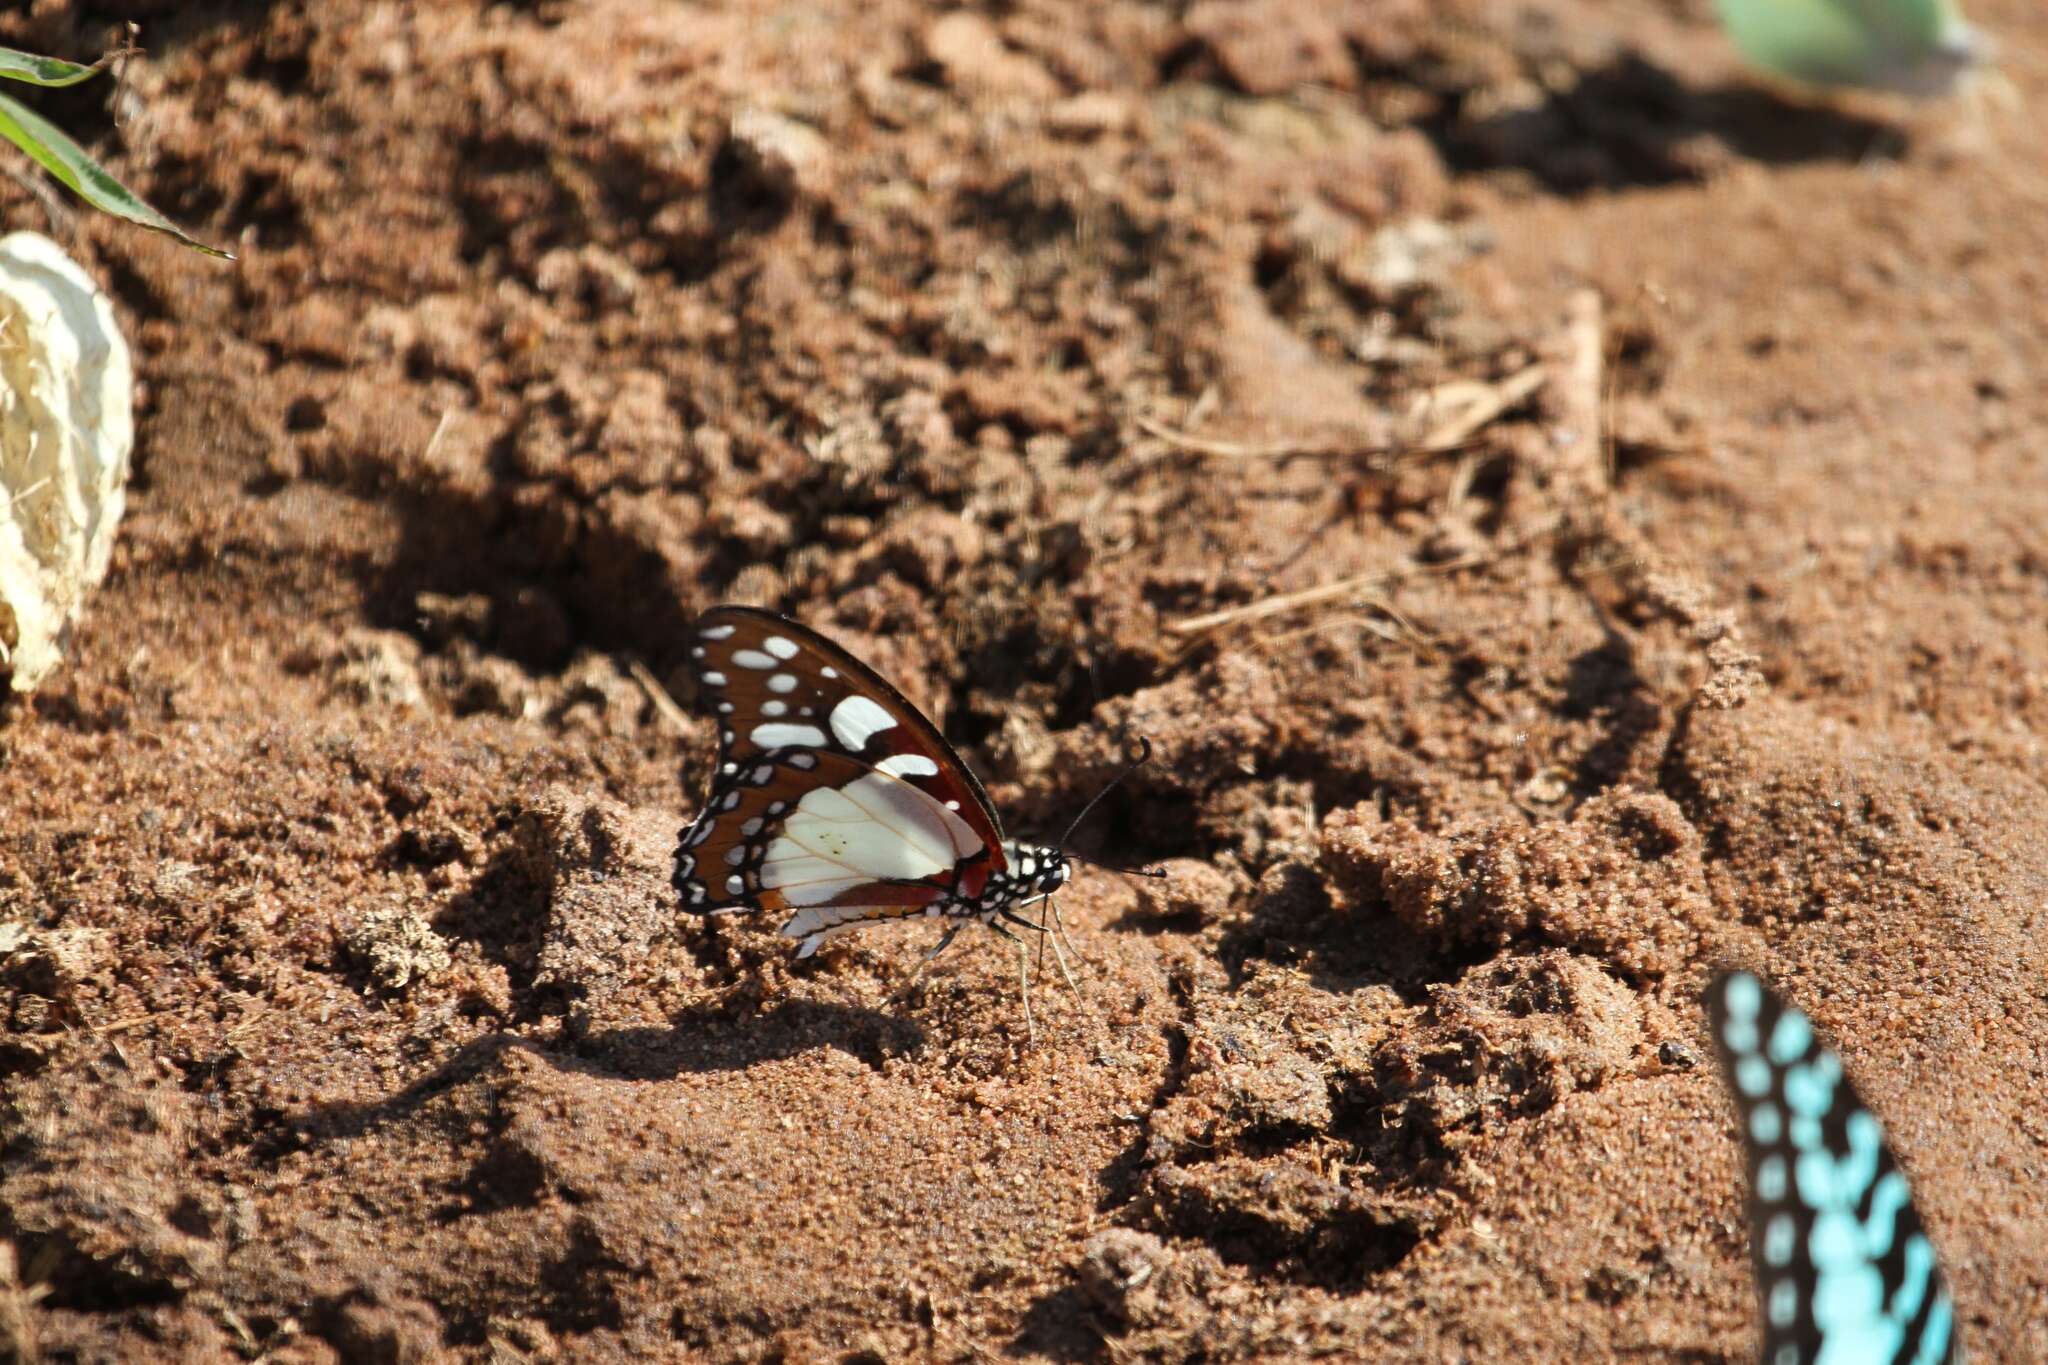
[
  {"x1": 751, "y1": 721, "x2": 830, "y2": 748},
  {"x1": 759, "y1": 771, "x2": 978, "y2": 907},
  {"x1": 829, "y1": 694, "x2": 897, "y2": 751},
  {"x1": 783, "y1": 905, "x2": 904, "y2": 958}
]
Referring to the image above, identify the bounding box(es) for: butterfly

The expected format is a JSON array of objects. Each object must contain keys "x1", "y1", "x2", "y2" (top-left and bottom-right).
[
  {"x1": 672, "y1": 605, "x2": 1089, "y2": 962},
  {"x1": 1713, "y1": 0, "x2": 1988, "y2": 98},
  {"x1": 1705, "y1": 971, "x2": 1962, "y2": 1365}
]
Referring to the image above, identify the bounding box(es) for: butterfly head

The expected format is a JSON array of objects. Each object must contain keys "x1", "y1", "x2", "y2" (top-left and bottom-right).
[{"x1": 995, "y1": 840, "x2": 1071, "y2": 904}]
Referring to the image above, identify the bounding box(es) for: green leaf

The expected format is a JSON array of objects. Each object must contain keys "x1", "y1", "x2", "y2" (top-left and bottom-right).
[
  {"x1": 0, "y1": 44, "x2": 103, "y2": 89},
  {"x1": 0, "y1": 88, "x2": 232, "y2": 259}
]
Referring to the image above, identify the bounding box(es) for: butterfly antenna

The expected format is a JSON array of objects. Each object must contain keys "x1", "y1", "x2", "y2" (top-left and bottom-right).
[
  {"x1": 1057, "y1": 736, "x2": 1166, "y2": 877},
  {"x1": 1066, "y1": 849, "x2": 1169, "y2": 881}
]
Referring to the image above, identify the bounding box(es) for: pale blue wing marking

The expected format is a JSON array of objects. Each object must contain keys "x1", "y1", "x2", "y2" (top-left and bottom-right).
[{"x1": 1705, "y1": 971, "x2": 1963, "y2": 1365}]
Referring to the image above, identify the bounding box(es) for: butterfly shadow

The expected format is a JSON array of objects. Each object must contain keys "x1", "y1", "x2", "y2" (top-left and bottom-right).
[
  {"x1": 565, "y1": 996, "x2": 925, "y2": 1080},
  {"x1": 1432, "y1": 52, "x2": 1906, "y2": 194},
  {"x1": 274, "y1": 996, "x2": 921, "y2": 1162}
]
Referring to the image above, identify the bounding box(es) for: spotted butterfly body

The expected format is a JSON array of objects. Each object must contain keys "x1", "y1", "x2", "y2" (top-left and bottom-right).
[
  {"x1": 672, "y1": 607, "x2": 1069, "y2": 957},
  {"x1": 1707, "y1": 972, "x2": 1962, "y2": 1365}
]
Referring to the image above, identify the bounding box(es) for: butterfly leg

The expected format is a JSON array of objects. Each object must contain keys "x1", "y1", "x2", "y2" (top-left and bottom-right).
[
  {"x1": 1041, "y1": 900, "x2": 1085, "y2": 1002},
  {"x1": 1047, "y1": 897, "x2": 1093, "y2": 971},
  {"x1": 923, "y1": 920, "x2": 966, "y2": 963},
  {"x1": 1017, "y1": 931, "x2": 1033, "y2": 1045},
  {"x1": 988, "y1": 919, "x2": 1036, "y2": 1045},
  {"x1": 1032, "y1": 903, "x2": 1054, "y2": 993},
  {"x1": 1040, "y1": 900, "x2": 1111, "y2": 1054},
  {"x1": 885, "y1": 920, "x2": 966, "y2": 1013}
]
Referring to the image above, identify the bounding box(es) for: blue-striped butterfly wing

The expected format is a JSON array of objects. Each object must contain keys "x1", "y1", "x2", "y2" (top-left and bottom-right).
[{"x1": 1706, "y1": 972, "x2": 1962, "y2": 1365}]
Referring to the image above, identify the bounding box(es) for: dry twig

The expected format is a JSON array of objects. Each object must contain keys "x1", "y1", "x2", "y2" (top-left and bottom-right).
[
  {"x1": 1417, "y1": 363, "x2": 1547, "y2": 453},
  {"x1": 629, "y1": 660, "x2": 693, "y2": 735},
  {"x1": 1556, "y1": 288, "x2": 1608, "y2": 487},
  {"x1": 1135, "y1": 364, "x2": 1547, "y2": 465}
]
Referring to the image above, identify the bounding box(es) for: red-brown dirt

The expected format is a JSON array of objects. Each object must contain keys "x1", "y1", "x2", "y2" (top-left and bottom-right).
[{"x1": 3, "y1": 0, "x2": 2046, "y2": 1360}]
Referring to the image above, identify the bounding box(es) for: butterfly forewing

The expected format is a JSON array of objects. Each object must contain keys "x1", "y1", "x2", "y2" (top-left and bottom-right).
[
  {"x1": 1706, "y1": 972, "x2": 1961, "y2": 1365},
  {"x1": 689, "y1": 607, "x2": 1005, "y2": 850}
]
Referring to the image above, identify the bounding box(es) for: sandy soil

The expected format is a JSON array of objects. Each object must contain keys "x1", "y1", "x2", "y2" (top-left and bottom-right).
[{"x1": 3, "y1": 0, "x2": 2046, "y2": 1360}]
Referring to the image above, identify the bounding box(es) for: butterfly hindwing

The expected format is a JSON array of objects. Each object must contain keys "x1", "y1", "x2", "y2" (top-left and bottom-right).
[
  {"x1": 1706, "y1": 972, "x2": 1961, "y2": 1365},
  {"x1": 678, "y1": 747, "x2": 979, "y2": 906}
]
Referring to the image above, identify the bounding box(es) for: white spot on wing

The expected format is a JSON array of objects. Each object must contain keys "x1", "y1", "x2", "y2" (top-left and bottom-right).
[
  {"x1": 733, "y1": 649, "x2": 777, "y2": 670},
  {"x1": 878, "y1": 753, "x2": 940, "y2": 778},
  {"x1": 702, "y1": 671, "x2": 727, "y2": 686},
  {"x1": 830, "y1": 695, "x2": 897, "y2": 751},
  {"x1": 821, "y1": 667, "x2": 838, "y2": 678},
  {"x1": 752, "y1": 722, "x2": 830, "y2": 749},
  {"x1": 725, "y1": 874, "x2": 744, "y2": 895},
  {"x1": 701, "y1": 624, "x2": 736, "y2": 640},
  {"x1": 764, "y1": 635, "x2": 799, "y2": 659},
  {"x1": 762, "y1": 700, "x2": 787, "y2": 717},
  {"x1": 768, "y1": 674, "x2": 798, "y2": 694}
]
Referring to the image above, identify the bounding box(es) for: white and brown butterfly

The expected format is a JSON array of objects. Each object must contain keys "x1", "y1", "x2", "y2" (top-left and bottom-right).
[{"x1": 673, "y1": 606, "x2": 1087, "y2": 960}]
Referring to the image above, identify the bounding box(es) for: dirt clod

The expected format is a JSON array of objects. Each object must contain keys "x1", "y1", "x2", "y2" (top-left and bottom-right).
[{"x1": 341, "y1": 901, "x2": 452, "y2": 994}]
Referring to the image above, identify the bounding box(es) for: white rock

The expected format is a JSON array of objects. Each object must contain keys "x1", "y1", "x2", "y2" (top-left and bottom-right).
[{"x1": 0, "y1": 232, "x2": 134, "y2": 693}]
